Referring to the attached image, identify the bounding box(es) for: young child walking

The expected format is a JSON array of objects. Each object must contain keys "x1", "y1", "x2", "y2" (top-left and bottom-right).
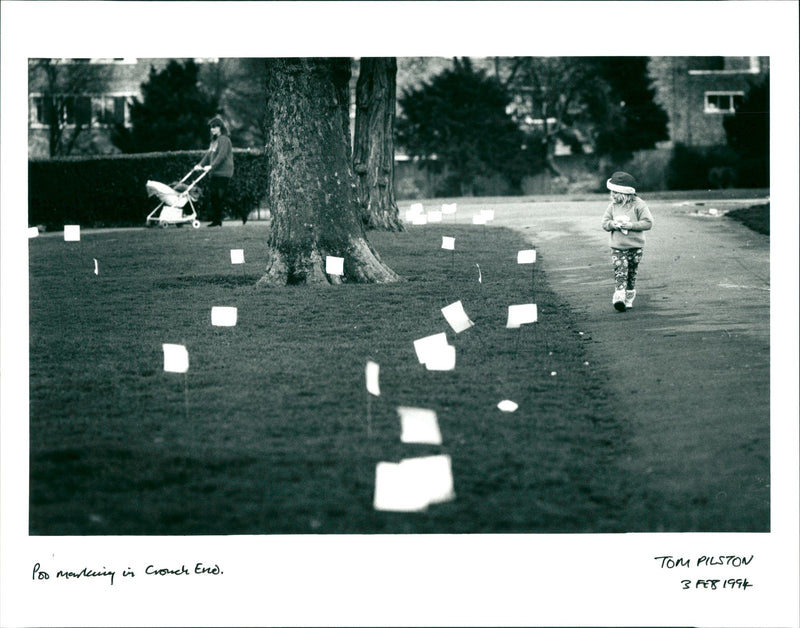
[{"x1": 601, "y1": 171, "x2": 653, "y2": 311}]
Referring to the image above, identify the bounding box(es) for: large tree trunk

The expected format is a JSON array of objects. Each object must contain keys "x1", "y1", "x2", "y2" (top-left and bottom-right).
[
  {"x1": 353, "y1": 57, "x2": 404, "y2": 231},
  {"x1": 257, "y1": 58, "x2": 401, "y2": 287}
]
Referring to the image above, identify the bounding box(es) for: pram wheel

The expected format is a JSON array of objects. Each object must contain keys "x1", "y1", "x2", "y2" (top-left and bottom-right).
[
  {"x1": 192, "y1": 220, "x2": 201, "y2": 229},
  {"x1": 159, "y1": 220, "x2": 168, "y2": 228}
]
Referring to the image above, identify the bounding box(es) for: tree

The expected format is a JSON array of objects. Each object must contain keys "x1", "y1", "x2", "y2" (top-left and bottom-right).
[
  {"x1": 112, "y1": 59, "x2": 218, "y2": 153},
  {"x1": 396, "y1": 57, "x2": 532, "y2": 196},
  {"x1": 500, "y1": 56, "x2": 601, "y2": 176},
  {"x1": 724, "y1": 75, "x2": 769, "y2": 187},
  {"x1": 353, "y1": 57, "x2": 403, "y2": 231},
  {"x1": 28, "y1": 58, "x2": 113, "y2": 157},
  {"x1": 201, "y1": 58, "x2": 268, "y2": 148},
  {"x1": 257, "y1": 58, "x2": 400, "y2": 287},
  {"x1": 500, "y1": 57, "x2": 668, "y2": 166},
  {"x1": 586, "y1": 57, "x2": 669, "y2": 161}
]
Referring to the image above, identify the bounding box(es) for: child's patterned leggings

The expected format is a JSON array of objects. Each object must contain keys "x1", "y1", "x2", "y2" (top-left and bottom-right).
[{"x1": 611, "y1": 248, "x2": 643, "y2": 290}]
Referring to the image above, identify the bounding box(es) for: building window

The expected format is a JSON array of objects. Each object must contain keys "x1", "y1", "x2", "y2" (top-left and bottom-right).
[
  {"x1": 91, "y1": 95, "x2": 127, "y2": 126},
  {"x1": 704, "y1": 91, "x2": 744, "y2": 114},
  {"x1": 30, "y1": 94, "x2": 130, "y2": 127},
  {"x1": 30, "y1": 96, "x2": 47, "y2": 127}
]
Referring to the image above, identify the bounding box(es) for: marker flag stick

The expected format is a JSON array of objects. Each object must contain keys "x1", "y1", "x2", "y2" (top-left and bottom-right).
[
  {"x1": 366, "y1": 392, "x2": 373, "y2": 437},
  {"x1": 365, "y1": 360, "x2": 381, "y2": 436},
  {"x1": 441, "y1": 237, "x2": 456, "y2": 273},
  {"x1": 518, "y1": 250, "x2": 537, "y2": 295},
  {"x1": 184, "y1": 372, "x2": 190, "y2": 421},
  {"x1": 231, "y1": 249, "x2": 246, "y2": 283}
]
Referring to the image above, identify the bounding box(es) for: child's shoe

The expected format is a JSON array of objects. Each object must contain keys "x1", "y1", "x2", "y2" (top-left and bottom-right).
[
  {"x1": 612, "y1": 289, "x2": 626, "y2": 311},
  {"x1": 625, "y1": 289, "x2": 636, "y2": 308}
]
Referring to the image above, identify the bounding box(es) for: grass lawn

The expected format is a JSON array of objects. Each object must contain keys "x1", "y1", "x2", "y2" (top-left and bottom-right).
[
  {"x1": 29, "y1": 222, "x2": 637, "y2": 534},
  {"x1": 725, "y1": 203, "x2": 770, "y2": 235}
]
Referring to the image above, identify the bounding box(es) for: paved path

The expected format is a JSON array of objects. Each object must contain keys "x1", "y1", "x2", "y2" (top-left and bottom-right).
[{"x1": 455, "y1": 195, "x2": 770, "y2": 531}]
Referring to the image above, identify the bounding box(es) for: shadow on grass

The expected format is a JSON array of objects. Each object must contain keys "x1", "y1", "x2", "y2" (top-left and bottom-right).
[{"x1": 28, "y1": 223, "x2": 638, "y2": 534}]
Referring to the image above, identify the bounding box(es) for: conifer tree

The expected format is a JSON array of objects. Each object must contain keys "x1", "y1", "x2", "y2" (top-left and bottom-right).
[{"x1": 113, "y1": 59, "x2": 218, "y2": 153}]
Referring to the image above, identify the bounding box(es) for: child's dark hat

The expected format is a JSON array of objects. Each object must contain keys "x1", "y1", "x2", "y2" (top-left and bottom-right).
[
  {"x1": 607, "y1": 171, "x2": 637, "y2": 194},
  {"x1": 208, "y1": 116, "x2": 225, "y2": 128}
]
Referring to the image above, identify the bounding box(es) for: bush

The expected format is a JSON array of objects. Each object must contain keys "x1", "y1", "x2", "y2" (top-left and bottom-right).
[
  {"x1": 666, "y1": 143, "x2": 739, "y2": 190},
  {"x1": 623, "y1": 148, "x2": 672, "y2": 192},
  {"x1": 29, "y1": 149, "x2": 268, "y2": 230}
]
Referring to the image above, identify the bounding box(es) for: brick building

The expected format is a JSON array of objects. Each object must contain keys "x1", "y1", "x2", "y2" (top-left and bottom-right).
[
  {"x1": 28, "y1": 58, "x2": 217, "y2": 157},
  {"x1": 648, "y1": 56, "x2": 769, "y2": 148}
]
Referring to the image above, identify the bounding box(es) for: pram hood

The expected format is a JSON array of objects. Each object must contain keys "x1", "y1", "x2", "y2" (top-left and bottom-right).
[{"x1": 146, "y1": 180, "x2": 189, "y2": 208}]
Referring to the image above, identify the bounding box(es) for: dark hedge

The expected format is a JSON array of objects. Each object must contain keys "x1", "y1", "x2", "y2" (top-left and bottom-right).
[{"x1": 29, "y1": 149, "x2": 268, "y2": 230}]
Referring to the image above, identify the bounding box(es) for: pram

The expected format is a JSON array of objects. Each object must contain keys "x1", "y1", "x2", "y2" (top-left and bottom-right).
[{"x1": 145, "y1": 168, "x2": 208, "y2": 228}]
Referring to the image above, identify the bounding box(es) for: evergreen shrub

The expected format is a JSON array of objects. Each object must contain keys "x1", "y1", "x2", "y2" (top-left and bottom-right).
[
  {"x1": 29, "y1": 149, "x2": 268, "y2": 230},
  {"x1": 666, "y1": 144, "x2": 739, "y2": 190}
]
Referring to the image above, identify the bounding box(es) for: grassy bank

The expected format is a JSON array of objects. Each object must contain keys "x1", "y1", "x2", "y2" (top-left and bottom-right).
[
  {"x1": 29, "y1": 222, "x2": 635, "y2": 534},
  {"x1": 725, "y1": 203, "x2": 770, "y2": 235}
]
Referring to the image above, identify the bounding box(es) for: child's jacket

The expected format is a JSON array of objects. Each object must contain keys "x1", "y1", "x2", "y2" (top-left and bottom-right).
[{"x1": 601, "y1": 197, "x2": 653, "y2": 249}]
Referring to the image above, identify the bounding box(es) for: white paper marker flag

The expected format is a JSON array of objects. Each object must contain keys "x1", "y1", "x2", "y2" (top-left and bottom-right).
[
  {"x1": 472, "y1": 214, "x2": 486, "y2": 225},
  {"x1": 497, "y1": 399, "x2": 519, "y2": 412},
  {"x1": 230, "y1": 249, "x2": 245, "y2": 264},
  {"x1": 441, "y1": 203, "x2": 457, "y2": 215},
  {"x1": 64, "y1": 225, "x2": 80, "y2": 241},
  {"x1": 162, "y1": 343, "x2": 189, "y2": 373},
  {"x1": 411, "y1": 213, "x2": 428, "y2": 226},
  {"x1": 211, "y1": 306, "x2": 238, "y2": 327},
  {"x1": 398, "y1": 407, "x2": 442, "y2": 445},
  {"x1": 366, "y1": 360, "x2": 380, "y2": 396},
  {"x1": 441, "y1": 300, "x2": 474, "y2": 334},
  {"x1": 506, "y1": 304, "x2": 538, "y2": 328},
  {"x1": 373, "y1": 461, "x2": 429, "y2": 512},
  {"x1": 441, "y1": 236, "x2": 455, "y2": 250},
  {"x1": 28, "y1": 227, "x2": 39, "y2": 239},
  {"x1": 424, "y1": 344, "x2": 456, "y2": 371},
  {"x1": 405, "y1": 203, "x2": 424, "y2": 222},
  {"x1": 517, "y1": 249, "x2": 537, "y2": 264},
  {"x1": 413, "y1": 332, "x2": 450, "y2": 364},
  {"x1": 402, "y1": 455, "x2": 456, "y2": 506},
  {"x1": 373, "y1": 455, "x2": 455, "y2": 512},
  {"x1": 326, "y1": 255, "x2": 344, "y2": 276},
  {"x1": 427, "y1": 210, "x2": 442, "y2": 223},
  {"x1": 480, "y1": 209, "x2": 495, "y2": 222}
]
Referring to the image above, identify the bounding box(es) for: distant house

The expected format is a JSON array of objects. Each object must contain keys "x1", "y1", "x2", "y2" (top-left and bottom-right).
[
  {"x1": 28, "y1": 58, "x2": 216, "y2": 158},
  {"x1": 648, "y1": 56, "x2": 769, "y2": 148}
]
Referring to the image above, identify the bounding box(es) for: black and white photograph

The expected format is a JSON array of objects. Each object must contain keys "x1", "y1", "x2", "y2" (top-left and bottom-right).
[{"x1": 1, "y1": 2, "x2": 798, "y2": 627}]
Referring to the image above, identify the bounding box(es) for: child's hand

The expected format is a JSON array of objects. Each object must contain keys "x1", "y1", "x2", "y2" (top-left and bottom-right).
[
  {"x1": 609, "y1": 220, "x2": 621, "y2": 230},
  {"x1": 619, "y1": 221, "x2": 633, "y2": 230}
]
